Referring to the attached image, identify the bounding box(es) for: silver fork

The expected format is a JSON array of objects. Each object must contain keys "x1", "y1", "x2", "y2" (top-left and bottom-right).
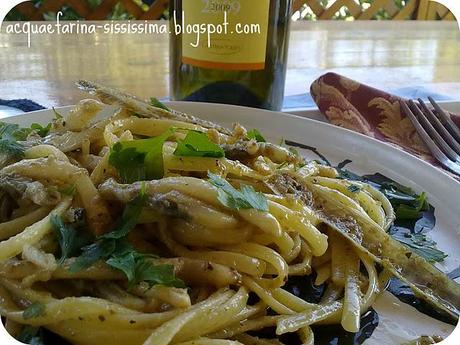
[{"x1": 400, "y1": 97, "x2": 460, "y2": 176}]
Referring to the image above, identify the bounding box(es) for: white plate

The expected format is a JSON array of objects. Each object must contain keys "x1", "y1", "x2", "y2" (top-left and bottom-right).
[
  {"x1": 0, "y1": 105, "x2": 24, "y2": 119},
  {"x1": 3, "y1": 102, "x2": 460, "y2": 344}
]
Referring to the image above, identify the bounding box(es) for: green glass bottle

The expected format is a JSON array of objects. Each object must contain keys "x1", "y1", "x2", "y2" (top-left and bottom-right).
[{"x1": 170, "y1": 0, "x2": 292, "y2": 111}]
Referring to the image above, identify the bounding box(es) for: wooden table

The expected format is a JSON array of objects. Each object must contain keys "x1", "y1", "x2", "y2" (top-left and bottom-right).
[{"x1": 0, "y1": 20, "x2": 460, "y2": 109}]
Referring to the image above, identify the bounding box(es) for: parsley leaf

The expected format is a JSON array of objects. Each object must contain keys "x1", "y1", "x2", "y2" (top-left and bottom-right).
[
  {"x1": 69, "y1": 239, "x2": 116, "y2": 272},
  {"x1": 379, "y1": 182, "x2": 418, "y2": 204},
  {"x1": 135, "y1": 261, "x2": 185, "y2": 288},
  {"x1": 0, "y1": 122, "x2": 31, "y2": 141},
  {"x1": 376, "y1": 181, "x2": 429, "y2": 220},
  {"x1": 109, "y1": 143, "x2": 146, "y2": 183},
  {"x1": 208, "y1": 172, "x2": 268, "y2": 212},
  {"x1": 106, "y1": 251, "x2": 184, "y2": 289},
  {"x1": 395, "y1": 192, "x2": 429, "y2": 220},
  {"x1": 0, "y1": 122, "x2": 31, "y2": 160},
  {"x1": 239, "y1": 184, "x2": 269, "y2": 211},
  {"x1": 380, "y1": 181, "x2": 414, "y2": 195},
  {"x1": 101, "y1": 187, "x2": 147, "y2": 240},
  {"x1": 51, "y1": 215, "x2": 93, "y2": 264},
  {"x1": 109, "y1": 128, "x2": 174, "y2": 183},
  {"x1": 0, "y1": 139, "x2": 25, "y2": 159},
  {"x1": 30, "y1": 123, "x2": 52, "y2": 137},
  {"x1": 144, "y1": 129, "x2": 175, "y2": 179},
  {"x1": 73, "y1": 239, "x2": 184, "y2": 289},
  {"x1": 344, "y1": 171, "x2": 430, "y2": 221},
  {"x1": 247, "y1": 129, "x2": 266, "y2": 142},
  {"x1": 393, "y1": 232, "x2": 447, "y2": 263},
  {"x1": 69, "y1": 187, "x2": 185, "y2": 289},
  {"x1": 339, "y1": 171, "x2": 446, "y2": 262},
  {"x1": 23, "y1": 302, "x2": 45, "y2": 320},
  {"x1": 106, "y1": 250, "x2": 137, "y2": 283},
  {"x1": 174, "y1": 130, "x2": 224, "y2": 158},
  {"x1": 0, "y1": 120, "x2": 51, "y2": 154},
  {"x1": 150, "y1": 97, "x2": 170, "y2": 111},
  {"x1": 70, "y1": 189, "x2": 147, "y2": 271}
]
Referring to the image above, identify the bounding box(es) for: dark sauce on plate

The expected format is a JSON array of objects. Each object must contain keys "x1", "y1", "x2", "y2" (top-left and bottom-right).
[
  {"x1": 361, "y1": 174, "x2": 456, "y2": 325},
  {"x1": 283, "y1": 142, "x2": 455, "y2": 341},
  {"x1": 311, "y1": 308, "x2": 379, "y2": 345},
  {"x1": 279, "y1": 275, "x2": 379, "y2": 345},
  {"x1": 250, "y1": 275, "x2": 379, "y2": 344},
  {"x1": 248, "y1": 309, "x2": 379, "y2": 345}
]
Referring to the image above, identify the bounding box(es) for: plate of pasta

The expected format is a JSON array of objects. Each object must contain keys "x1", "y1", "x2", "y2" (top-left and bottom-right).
[{"x1": 0, "y1": 81, "x2": 459, "y2": 345}]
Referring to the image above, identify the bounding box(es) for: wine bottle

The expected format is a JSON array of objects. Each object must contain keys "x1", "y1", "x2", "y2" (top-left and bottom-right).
[{"x1": 170, "y1": 0, "x2": 292, "y2": 111}]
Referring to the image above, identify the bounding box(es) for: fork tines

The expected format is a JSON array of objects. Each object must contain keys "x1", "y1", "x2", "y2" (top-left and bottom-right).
[{"x1": 400, "y1": 98, "x2": 460, "y2": 176}]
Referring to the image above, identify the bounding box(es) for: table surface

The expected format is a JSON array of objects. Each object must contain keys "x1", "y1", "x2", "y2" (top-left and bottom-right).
[{"x1": 1, "y1": 20, "x2": 460, "y2": 109}]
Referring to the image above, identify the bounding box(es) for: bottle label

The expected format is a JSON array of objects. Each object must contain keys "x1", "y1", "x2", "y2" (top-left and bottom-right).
[{"x1": 179, "y1": 0, "x2": 270, "y2": 71}]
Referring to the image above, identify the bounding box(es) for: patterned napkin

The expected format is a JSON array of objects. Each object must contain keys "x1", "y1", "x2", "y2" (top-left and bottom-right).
[{"x1": 310, "y1": 72, "x2": 460, "y2": 180}]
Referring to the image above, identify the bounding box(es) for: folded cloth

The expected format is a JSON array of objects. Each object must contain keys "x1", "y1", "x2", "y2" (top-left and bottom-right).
[{"x1": 310, "y1": 72, "x2": 460, "y2": 180}]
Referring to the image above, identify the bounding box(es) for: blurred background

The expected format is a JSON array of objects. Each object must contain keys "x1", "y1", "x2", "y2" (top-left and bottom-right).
[
  {"x1": 4, "y1": 0, "x2": 455, "y2": 21},
  {"x1": 1, "y1": 0, "x2": 458, "y2": 113}
]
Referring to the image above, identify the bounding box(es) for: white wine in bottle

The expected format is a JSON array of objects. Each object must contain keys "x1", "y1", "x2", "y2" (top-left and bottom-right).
[{"x1": 170, "y1": 0, "x2": 292, "y2": 111}]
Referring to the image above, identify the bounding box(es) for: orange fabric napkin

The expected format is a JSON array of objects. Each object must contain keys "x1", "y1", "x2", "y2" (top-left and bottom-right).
[{"x1": 310, "y1": 72, "x2": 460, "y2": 180}]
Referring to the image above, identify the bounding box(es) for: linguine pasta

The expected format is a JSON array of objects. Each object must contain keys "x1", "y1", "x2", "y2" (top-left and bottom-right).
[{"x1": 0, "y1": 83, "x2": 458, "y2": 345}]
